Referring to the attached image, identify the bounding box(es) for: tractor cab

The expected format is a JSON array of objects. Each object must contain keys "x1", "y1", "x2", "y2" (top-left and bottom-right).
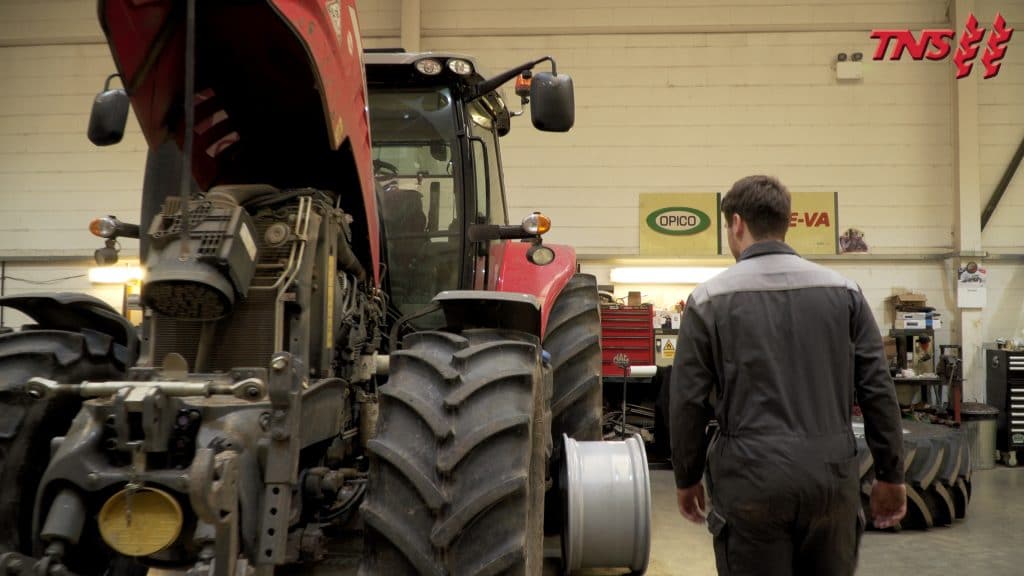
[{"x1": 364, "y1": 51, "x2": 573, "y2": 320}]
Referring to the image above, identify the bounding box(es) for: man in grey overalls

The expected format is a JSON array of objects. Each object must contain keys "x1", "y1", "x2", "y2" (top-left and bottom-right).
[{"x1": 670, "y1": 176, "x2": 906, "y2": 575}]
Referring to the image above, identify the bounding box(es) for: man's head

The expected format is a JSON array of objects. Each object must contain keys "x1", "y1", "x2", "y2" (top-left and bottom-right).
[{"x1": 721, "y1": 175, "x2": 791, "y2": 259}]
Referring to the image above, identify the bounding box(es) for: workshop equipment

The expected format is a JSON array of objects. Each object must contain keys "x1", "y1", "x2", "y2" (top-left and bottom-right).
[
  {"x1": 985, "y1": 349, "x2": 1024, "y2": 466},
  {"x1": 601, "y1": 304, "x2": 655, "y2": 377},
  {"x1": 962, "y1": 402, "x2": 999, "y2": 470}
]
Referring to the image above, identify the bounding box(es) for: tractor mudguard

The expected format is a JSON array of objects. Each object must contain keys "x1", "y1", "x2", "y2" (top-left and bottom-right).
[
  {"x1": 0, "y1": 293, "x2": 138, "y2": 363},
  {"x1": 433, "y1": 291, "x2": 543, "y2": 338},
  {"x1": 487, "y1": 241, "x2": 577, "y2": 337}
]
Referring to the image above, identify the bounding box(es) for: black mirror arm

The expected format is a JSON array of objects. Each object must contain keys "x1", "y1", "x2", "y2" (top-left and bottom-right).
[
  {"x1": 473, "y1": 56, "x2": 557, "y2": 99},
  {"x1": 104, "y1": 73, "x2": 123, "y2": 92}
]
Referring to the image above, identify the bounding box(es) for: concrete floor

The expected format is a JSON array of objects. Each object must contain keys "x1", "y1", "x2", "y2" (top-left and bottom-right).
[{"x1": 611, "y1": 467, "x2": 1024, "y2": 576}]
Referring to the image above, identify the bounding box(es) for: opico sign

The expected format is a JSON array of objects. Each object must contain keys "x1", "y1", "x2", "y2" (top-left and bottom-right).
[
  {"x1": 639, "y1": 193, "x2": 719, "y2": 256},
  {"x1": 871, "y1": 13, "x2": 1013, "y2": 79},
  {"x1": 646, "y1": 207, "x2": 711, "y2": 236}
]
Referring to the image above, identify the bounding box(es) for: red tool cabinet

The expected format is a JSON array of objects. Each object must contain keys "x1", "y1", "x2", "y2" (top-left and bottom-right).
[{"x1": 600, "y1": 304, "x2": 655, "y2": 377}]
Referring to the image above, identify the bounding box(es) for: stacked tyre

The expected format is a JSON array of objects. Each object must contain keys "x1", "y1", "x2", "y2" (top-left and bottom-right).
[{"x1": 856, "y1": 417, "x2": 972, "y2": 530}]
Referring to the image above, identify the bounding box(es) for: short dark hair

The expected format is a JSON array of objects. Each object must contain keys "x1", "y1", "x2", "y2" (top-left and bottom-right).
[{"x1": 721, "y1": 175, "x2": 791, "y2": 240}]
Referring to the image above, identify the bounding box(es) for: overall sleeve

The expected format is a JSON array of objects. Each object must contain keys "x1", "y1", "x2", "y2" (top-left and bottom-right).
[
  {"x1": 851, "y1": 288, "x2": 905, "y2": 483},
  {"x1": 670, "y1": 292, "x2": 717, "y2": 489}
]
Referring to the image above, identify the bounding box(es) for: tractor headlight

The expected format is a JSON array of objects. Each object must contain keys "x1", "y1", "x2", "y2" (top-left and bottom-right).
[
  {"x1": 98, "y1": 486, "x2": 183, "y2": 557},
  {"x1": 527, "y1": 244, "x2": 556, "y2": 266},
  {"x1": 415, "y1": 58, "x2": 443, "y2": 75},
  {"x1": 447, "y1": 58, "x2": 473, "y2": 75}
]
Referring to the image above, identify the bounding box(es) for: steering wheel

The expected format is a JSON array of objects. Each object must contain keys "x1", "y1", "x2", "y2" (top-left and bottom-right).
[{"x1": 374, "y1": 159, "x2": 399, "y2": 179}]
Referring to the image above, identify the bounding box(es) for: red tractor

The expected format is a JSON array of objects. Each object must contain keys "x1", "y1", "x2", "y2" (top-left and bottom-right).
[{"x1": 0, "y1": 1, "x2": 651, "y2": 575}]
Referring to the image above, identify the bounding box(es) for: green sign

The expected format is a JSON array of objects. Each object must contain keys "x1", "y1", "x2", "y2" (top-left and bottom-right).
[
  {"x1": 645, "y1": 207, "x2": 712, "y2": 236},
  {"x1": 639, "y1": 193, "x2": 720, "y2": 256}
]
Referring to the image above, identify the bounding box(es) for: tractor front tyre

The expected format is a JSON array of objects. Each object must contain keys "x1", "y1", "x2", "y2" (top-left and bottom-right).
[
  {"x1": 359, "y1": 329, "x2": 550, "y2": 576},
  {"x1": 0, "y1": 329, "x2": 129, "y2": 555}
]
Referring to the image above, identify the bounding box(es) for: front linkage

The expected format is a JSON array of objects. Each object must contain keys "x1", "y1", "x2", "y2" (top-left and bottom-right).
[{"x1": 2, "y1": 351, "x2": 360, "y2": 576}]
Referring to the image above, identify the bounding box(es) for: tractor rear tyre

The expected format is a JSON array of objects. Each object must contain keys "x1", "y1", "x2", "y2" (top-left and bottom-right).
[
  {"x1": 545, "y1": 274, "x2": 603, "y2": 444},
  {"x1": 542, "y1": 274, "x2": 603, "y2": 534},
  {"x1": 359, "y1": 329, "x2": 550, "y2": 576},
  {"x1": 0, "y1": 329, "x2": 129, "y2": 555},
  {"x1": 856, "y1": 417, "x2": 971, "y2": 530}
]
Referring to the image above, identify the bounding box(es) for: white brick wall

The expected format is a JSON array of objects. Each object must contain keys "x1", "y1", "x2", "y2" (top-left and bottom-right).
[
  {"x1": 356, "y1": 0, "x2": 401, "y2": 36},
  {"x1": 978, "y1": 3, "x2": 1024, "y2": 251},
  {"x1": 0, "y1": 44, "x2": 145, "y2": 257},
  {"x1": 0, "y1": 1, "x2": 101, "y2": 46},
  {"x1": 421, "y1": 0, "x2": 948, "y2": 33},
  {"x1": 974, "y1": 2, "x2": 1024, "y2": 346},
  {"x1": 428, "y1": 29, "x2": 954, "y2": 255},
  {"x1": 981, "y1": 262, "x2": 1024, "y2": 345}
]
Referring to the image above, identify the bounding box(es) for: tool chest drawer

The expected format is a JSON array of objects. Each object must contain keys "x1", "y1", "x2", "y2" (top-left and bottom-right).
[
  {"x1": 601, "y1": 305, "x2": 655, "y2": 377},
  {"x1": 986, "y1": 349, "x2": 1024, "y2": 449}
]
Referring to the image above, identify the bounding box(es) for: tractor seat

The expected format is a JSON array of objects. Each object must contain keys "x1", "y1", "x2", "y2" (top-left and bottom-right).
[{"x1": 381, "y1": 188, "x2": 428, "y2": 265}]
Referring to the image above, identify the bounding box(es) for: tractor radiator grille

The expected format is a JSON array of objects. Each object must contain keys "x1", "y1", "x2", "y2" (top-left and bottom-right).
[{"x1": 152, "y1": 290, "x2": 277, "y2": 371}]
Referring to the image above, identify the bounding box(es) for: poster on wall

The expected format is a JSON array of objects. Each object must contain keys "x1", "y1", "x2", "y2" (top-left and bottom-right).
[
  {"x1": 787, "y1": 192, "x2": 839, "y2": 255},
  {"x1": 957, "y1": 261, "x2": 987, "y2": 308},
  {"x1": 639, "y1": 193, "x2": 720, "y2": 257}
]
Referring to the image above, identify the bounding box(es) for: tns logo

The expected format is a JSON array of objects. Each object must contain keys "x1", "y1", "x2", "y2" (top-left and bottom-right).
[
  {"x1": 871, "y1": 13, "x2": 1013, "y2": 79},
  {"x1": 646, "y1": 207, "x2": 711, "y2": 236}
]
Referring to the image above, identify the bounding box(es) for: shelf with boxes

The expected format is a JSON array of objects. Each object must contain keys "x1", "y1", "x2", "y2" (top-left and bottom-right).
[{"x1": 885, "y1": 291, "x2": 958, "y2": 416}]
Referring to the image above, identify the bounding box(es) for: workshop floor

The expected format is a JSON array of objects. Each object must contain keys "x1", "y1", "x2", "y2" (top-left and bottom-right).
[{"x1": 595, "y1": 466, "x2": 1024, "y2": 576}]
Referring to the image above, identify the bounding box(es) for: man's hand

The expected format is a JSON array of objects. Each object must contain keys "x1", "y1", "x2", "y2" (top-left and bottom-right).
[
  {"x1": 870, "y1": 480, "x2": 907, "y2": 529},
  {"x1": 676, "y1": 483, "x2": 707, "y2": 524}
]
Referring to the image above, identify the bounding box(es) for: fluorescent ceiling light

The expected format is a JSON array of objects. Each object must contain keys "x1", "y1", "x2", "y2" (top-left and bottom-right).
[
  {"x1": 610, "y1": 267, "x2": 727, "y2": 284},
  {"x1": 88, "y1": 266, "x2": 144, "y2": 284}
]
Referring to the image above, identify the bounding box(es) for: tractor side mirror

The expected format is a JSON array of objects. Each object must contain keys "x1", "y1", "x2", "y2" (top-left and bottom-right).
[
  {"x1": 87, "y1": 75, "x2": 130, "y2": 146},
  {"x1": 530, "y1": 72, "x2": 574, "y2": 132}
]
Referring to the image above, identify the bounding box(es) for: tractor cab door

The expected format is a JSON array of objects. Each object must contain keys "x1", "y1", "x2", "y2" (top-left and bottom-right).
[
  {"x1": 369, "y1": 88, "x2": 464, "y2": 321},
  {"x1": 465, "y1": 100, "x2": 509, "y2": 289}
]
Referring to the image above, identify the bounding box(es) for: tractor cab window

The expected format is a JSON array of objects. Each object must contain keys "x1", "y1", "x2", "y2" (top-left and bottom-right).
[
  {"x1": 468, "y1": 102, "x2": 507, "y2": 225},
  {"x1": 369, "y1": 88, "x2": 462, "y2": 320}
]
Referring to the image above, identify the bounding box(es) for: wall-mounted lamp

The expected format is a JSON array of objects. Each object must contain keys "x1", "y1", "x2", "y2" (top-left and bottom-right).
[
  {"x1": 88, "y1": 266, "x2": 143, "y2": 284},
  {"x1": 836, "y1": 50, "x2": 864, "y2": 81},
  {"x1": 610, "y1": 267, "x2": 728, "y2": 284}
]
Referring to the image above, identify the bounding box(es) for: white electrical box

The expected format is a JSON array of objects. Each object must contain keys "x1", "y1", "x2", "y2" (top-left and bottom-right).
[{"x1": 836, "y1": 61, "x2": 863, "y2": 81}]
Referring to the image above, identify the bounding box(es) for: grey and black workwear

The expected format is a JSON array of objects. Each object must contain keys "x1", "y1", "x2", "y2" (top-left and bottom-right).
[{"x1": 670, "y1": 240, "x2": 903, "y2": 576}]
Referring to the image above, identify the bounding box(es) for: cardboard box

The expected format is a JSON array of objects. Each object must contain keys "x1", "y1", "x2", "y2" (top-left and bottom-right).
[
  {"x1": 896, "y1": 318, "x2": 942, "y2": 330},
  {"x1": 890, "y1": 292, "x2": 927, "y2": 309},
  {"x1": 627, "y1": 291, "x2": 642, "y2": 306},
  {"x1": 898, "y1": 312, "x2": 941, "y2": 321},
  {"x1": 883, "y1": 337, "x2": 897, "y2": 360}
]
